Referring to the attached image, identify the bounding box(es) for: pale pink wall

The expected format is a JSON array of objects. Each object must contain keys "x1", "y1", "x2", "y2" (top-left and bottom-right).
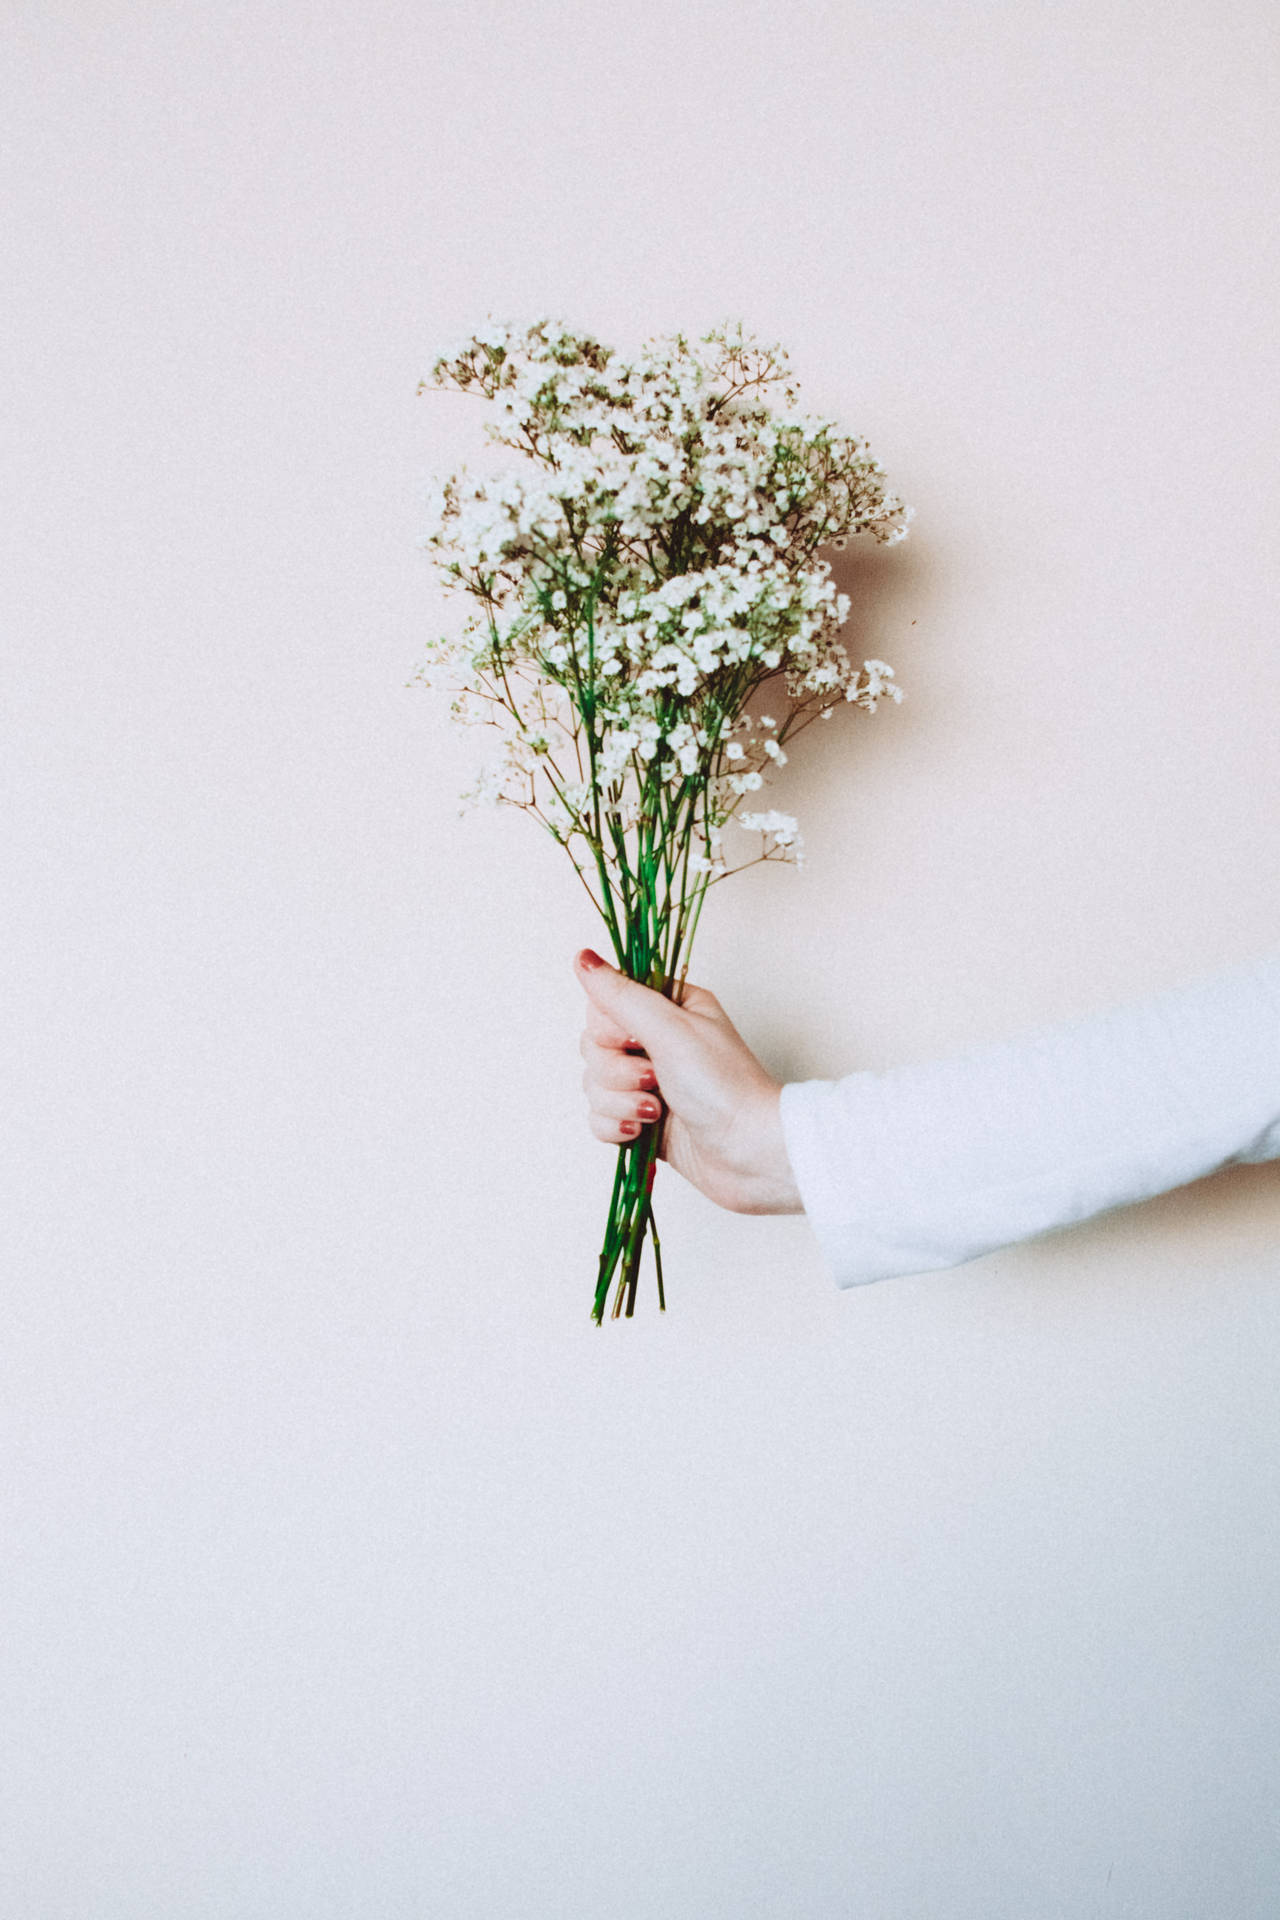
[{"x1": 5, "y1": 2, "x2": 1280, "y2": 1913}]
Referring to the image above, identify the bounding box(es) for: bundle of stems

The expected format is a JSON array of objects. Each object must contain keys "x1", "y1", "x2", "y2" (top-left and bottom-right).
[{"x1": 414, "y1": 317, "x2": 910, "y2": 1320}]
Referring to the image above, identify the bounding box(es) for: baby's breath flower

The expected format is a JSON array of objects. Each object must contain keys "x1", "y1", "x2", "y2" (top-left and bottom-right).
[
  {"x1": 414, "y1": 312, "x2": 911, "y2": 1018},
  {"x1": 738, "y1": 808, "x2": 800, "y2": 845}
]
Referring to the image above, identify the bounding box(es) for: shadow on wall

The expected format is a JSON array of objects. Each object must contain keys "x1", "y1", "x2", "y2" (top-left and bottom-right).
[
  {"x1": 799, "y1": 530, "x2": 938, "y2": 787},
  {"x1": 828, "y1": 532, "x2": 934, "y2": 682},
  {"x1": 998, "y1": 1157, "x2": 1280, "y2": 1293}
]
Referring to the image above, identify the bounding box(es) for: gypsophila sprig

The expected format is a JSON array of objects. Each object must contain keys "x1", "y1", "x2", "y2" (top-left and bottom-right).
[{"x1": 414, "y1": 316, "x2": 911, "y2": 1321}]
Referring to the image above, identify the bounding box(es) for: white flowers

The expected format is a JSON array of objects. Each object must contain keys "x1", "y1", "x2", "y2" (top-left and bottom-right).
[
  {"x1": 738, "y1": 808, "x2": 800, "y2": 845},
  {"x1": 415, "y1": 316, "x2": 910, "y2": 886},
  {"x1": 738, "y1": 808, "x2": 805, "y2": 869},
  {"x1": 846, "y1": 658, "x2": 905, "y2": 713}
]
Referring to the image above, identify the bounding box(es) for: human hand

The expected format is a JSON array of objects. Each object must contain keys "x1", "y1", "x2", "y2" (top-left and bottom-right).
[{"x1": 574, "y1": 948, "x2": 804, "y2": 1216}]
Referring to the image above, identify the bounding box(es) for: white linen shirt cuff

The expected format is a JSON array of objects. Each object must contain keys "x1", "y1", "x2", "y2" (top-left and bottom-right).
[{"x1": 778, "y1": 947, "x2": 1280, "y2": 1289}]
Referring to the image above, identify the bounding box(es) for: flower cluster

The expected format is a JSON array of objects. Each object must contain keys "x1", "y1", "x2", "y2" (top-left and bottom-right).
[{"x1": 416, "y1": 316, "x2": 908, "y2": 890}]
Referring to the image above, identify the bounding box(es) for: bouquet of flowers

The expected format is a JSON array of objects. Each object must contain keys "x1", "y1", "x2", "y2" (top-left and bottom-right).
[{"x1": 415, "y1": 317, "x2": 910, "y2": 1321}]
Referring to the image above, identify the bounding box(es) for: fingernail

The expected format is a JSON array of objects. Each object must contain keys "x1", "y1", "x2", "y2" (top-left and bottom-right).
[
  {"x1": 637, "y1": 1100, "x2": 660, "y2": 1121},
  {"x1": 578, "y1": 949, "x2": 604, "y2": 971},
  {"x1": 639, "y1": 1069, "x2": 658, "y2": 1090},
  {"x1": 620, "y1": 1120, "x2": 639, "y2": 1136}
]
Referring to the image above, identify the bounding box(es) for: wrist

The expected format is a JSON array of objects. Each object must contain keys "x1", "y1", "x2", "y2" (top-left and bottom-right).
[{"x1": 725, "y1": 1080, "x2": 805, "y2": 1216}]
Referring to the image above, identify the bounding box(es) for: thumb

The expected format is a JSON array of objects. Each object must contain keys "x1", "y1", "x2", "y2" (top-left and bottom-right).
[{"x1": 574, "y1": 948, "x2": 680, "y2": 1049}]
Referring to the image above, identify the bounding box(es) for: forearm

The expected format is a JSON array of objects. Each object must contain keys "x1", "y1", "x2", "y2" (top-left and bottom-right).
[{"x1": 779, "y1": 946, "x2": 1280, "y2": 1288}]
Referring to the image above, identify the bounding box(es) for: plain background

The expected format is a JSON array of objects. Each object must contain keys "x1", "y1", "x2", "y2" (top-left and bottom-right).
[{"x1": 5, "y1": 2, "x2": 1280, "y2": 1914}]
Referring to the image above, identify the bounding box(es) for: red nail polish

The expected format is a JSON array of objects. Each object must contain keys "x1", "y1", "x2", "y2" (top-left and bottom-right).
[{"x1": 578, "y1": 949, "x2": 604, "y2": 971}]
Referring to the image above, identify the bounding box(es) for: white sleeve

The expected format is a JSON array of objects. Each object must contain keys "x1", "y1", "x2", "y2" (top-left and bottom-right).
[{"x1": 778, "y1": 946, "x2": 1280, "y2": 1289}]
